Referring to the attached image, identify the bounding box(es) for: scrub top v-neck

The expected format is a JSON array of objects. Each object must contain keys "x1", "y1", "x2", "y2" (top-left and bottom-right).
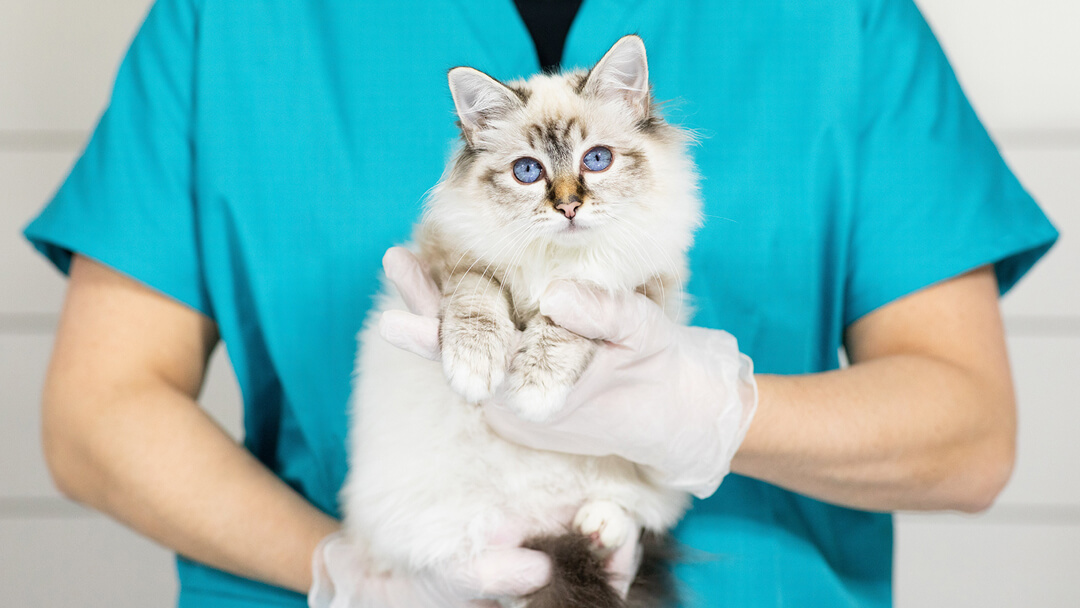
[{"x1": 25, "y1": 0, "x2": 1057, "y2": 606}]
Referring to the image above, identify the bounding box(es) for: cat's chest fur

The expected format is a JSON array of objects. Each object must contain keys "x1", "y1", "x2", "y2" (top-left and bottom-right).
[
  {"x1": 502, "y1": 250, "x2": 638, "y2": 321},
  {"x1": 341, "y1": 34, "x2": 698, "y2": 607},
  {"x1": 426, "y1": 237, "x2": 665, "y2": 326}
]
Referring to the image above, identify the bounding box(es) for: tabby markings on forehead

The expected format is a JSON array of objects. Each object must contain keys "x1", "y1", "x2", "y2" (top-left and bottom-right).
[
  {"x1": 506, "y1": 83, "x2": 531, "y2": 104},
  {"x1": 542, "y1": 118, "x2": 576, "y2": 172},
  {"x1": 571, "y1": 71, "x2": 589, "y2": 94}
]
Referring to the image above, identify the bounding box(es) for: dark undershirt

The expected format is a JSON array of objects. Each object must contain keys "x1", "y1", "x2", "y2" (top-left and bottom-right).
[{"x1": 513, "y1": 0, "x2": 585, "y2": 72}]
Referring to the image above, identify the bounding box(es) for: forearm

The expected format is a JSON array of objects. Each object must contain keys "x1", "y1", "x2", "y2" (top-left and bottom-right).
[
  {"x1": 731, "y1": 355, "x2": 1015, "y2": 513},
  {"x1": 44, "y1": 381, "x2": 338, "y2": 593}
]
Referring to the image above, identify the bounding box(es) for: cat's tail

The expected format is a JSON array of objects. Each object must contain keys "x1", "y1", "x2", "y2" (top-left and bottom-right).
[{"x1": 521, "y1": 532, "x2": 677, "y2": 608}]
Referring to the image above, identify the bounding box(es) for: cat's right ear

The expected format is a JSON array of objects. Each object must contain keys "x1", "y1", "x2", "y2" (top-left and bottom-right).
[{"x1": 448, "y1": 67, "x2": 523, "y2": 143}]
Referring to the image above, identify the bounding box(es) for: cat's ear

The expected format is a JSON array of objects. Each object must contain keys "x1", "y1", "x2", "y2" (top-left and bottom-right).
[
  {"x1": 583, "y1": 35, "x2": 650, "y2": 120},
  {"x1": 448, "y1": 67, "x2": 523, "y2": 143}
]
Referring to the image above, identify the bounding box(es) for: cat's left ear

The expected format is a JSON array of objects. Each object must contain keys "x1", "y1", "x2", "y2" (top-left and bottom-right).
[
  {"x1": 448, "y1": 67, "x2": 524, "y2": 144},
  {"x1": 583, "y1": 35, "x2": 650, "y2": 120}
]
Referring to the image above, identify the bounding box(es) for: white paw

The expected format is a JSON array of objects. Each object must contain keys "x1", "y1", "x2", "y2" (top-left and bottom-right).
[
  {"x1": 439, "y1": 311, "x2": 513, "y2": 403},
  {"x1": 503, "y1": 374, "x2": 571, "y2": 422},
  {"x1": 573, "y1": 500, "x2": 633, "y2": 553},
  {"x1": 442, "y1": 347, "x2": 505, "y2": 403}
]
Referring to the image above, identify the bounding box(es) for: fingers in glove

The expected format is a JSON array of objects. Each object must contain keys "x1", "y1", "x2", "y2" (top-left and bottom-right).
[
  {"x1": 539, "y1": 281, "x2": 664, "y2": 350},
  {"x1": 379, "y1": 310, "x2": 441, "y2": 361},
  {"x1": 383, "y1": 247, "x2": 441, "y2": 318},
  {"x1": 604, "y1": 523, "x2": 644, "y2": 599},
  {"x1": 456, "y1": 546, "x2": 553, "y2": 599}
]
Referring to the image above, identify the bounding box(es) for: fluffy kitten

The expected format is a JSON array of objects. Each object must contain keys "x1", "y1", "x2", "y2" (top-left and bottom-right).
[{"x1": 344, "y1": 36, "x2": 701, "y2": 607}]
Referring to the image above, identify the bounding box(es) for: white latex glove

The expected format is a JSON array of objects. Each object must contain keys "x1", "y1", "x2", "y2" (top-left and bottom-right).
[
  {"x1": 309, "y1": 529, "x2": 552, "y2": 608},
  {"x1": 487, "y1": 281, "x2": 758, "y2": 498},
  {"x1": 378, "y1": 247, "x2": 758, "y2": 499}
]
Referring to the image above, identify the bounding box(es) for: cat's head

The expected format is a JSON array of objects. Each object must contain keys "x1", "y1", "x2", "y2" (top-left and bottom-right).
[{"x1": 426, "y1": 35, "x2": 700, "y2": 287}]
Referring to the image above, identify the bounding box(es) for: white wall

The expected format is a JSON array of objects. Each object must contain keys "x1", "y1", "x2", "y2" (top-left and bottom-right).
[
  {"x1": 895, "y1": 2, "x2": 1080, "y2": 605},
  {"x1": 1, "y1": 1, "x2": 1077, "y2": 606}
]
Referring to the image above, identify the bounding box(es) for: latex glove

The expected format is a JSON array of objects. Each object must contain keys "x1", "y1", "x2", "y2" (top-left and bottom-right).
[
  {"x1": 309, "y1": 529, "x2": 552, "y2": 608},
  {"x1": 486, "y1": 281, "x2": 758, "y2": 498},
  {"x1": 379, "y1": 247, "x2": 757, "y2": 499}
]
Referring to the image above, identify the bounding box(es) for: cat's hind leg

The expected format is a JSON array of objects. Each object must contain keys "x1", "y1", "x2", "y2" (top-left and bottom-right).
[{"x1": 573, "y1": 499, "x2": 635, "y2": 555}]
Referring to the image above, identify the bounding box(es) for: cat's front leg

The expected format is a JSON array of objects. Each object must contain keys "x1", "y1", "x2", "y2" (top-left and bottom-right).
[
  {"x1": 503, "y1": 315, "x2": 597, "y2": 422},
  {"x1": 440, "y1": 271, "x2": 517, "y2": 402}
]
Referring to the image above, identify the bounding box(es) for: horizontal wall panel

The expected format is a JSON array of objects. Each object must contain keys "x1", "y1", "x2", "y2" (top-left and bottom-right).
[
  {"x1": 998, "y1": 145, "x2": 1079, "y2": 320},
  {"x1": 917, "y1": 0, "x2": 1080, "y2": 132},
  {"x1": 895, "y1": 514, "x2": 1080, "y2": 608},
  {"x1": 0, "y1": 334, "x2": 242, "y2": 498},
  {"x1": 0, "y1": 515, "x2": 176, "y2": 607},
  {"x1": 1, "y1": 150, "x2": 80, "y2": 315},
  {"x1": 0, "y1": 335, "x2": 59, "y2": 498},
  {"x1": 0, "y1": 0, "x2": 153, "y2": 132},
  {"x1": 996, "y1": 335, "x2": 1080, "y2": 507}
]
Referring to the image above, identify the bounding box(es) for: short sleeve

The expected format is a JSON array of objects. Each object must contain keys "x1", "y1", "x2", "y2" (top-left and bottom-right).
[
  {"x1": 23, "y1": 0, "x2": 212, "y2": 317},
  {"x1": 844, "y1": 0, "x2": 1059, "y2": 326}
]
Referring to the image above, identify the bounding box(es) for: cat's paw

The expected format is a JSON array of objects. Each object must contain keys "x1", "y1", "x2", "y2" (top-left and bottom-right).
[
  {"x1": 440, "y1": 311, "x2": 514, "y2": 403},
  {"x1": 502, "y1": 320, "x2": 596, "y2": 421},
  {"x1": 443, "y1": 350, "x2": 505, "y2": 403},
  {"x1": 502, "y1": 372, "x2": 573, "y2": 423},
  {"x1": 573, "y1": 500, "x2": 634, "y2": 554}
]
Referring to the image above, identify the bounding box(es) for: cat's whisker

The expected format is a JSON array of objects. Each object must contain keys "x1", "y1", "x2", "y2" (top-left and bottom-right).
[
  {"x1": 461, "y1": 222, "x2": 540, "y2": 338},
  {"x1": 606, "y1": 214, "x2": 686, "y2": 321},
  {"x1": 446, "y1": 216, "x2": 530, "y2": 280},
  {"x1": 701, "y1": 213, "x2": 738, "y2": 224},
  {"x1": 445, "y1": 219, "x2": 535, "y2": 313},
  {"x1": 482, "y1": 223, "x2": 543, "y2": 311},
  {"x1": 622, "y1": 220, "x2": 687, "y2": 322},
  {"x1": 603, "y1": 222, "x2": 661, "y2": 309},
  {"x1": 467, "y1": 221, "x2": 538, "y2": 303}
]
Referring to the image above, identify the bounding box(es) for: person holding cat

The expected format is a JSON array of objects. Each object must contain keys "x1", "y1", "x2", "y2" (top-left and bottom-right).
[{"x1": 24, "y1": 0, "x2": 1058, "y2": 607}]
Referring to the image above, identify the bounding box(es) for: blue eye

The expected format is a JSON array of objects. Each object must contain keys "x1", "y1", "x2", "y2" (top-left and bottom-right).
[
  {"x1": 512, "y1": 157, "x2": 544, "y2": 184},
  {"x1": 582, "y1": 146, "x2": 613, "y2": 172}
]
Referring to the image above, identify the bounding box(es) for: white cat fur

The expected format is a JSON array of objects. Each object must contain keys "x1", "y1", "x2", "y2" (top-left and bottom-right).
[{"x1": 343, "y1": 35, "x2": 700, "y2": 580}]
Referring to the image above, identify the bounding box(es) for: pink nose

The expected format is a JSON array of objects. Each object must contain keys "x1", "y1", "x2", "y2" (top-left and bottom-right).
[{"x1": 555, "y1": 197, "x2": 582, "y2": 219}]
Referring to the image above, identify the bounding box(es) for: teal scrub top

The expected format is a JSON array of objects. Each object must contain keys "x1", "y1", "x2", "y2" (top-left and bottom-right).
[{"x1": 25, "y1": 0, "x2": 1058, "y2": 606}]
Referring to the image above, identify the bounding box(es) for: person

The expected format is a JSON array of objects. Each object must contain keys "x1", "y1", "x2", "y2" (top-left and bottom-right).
[{"x1": 24, "y1": 0, "x2": 1058, "y2": 606}]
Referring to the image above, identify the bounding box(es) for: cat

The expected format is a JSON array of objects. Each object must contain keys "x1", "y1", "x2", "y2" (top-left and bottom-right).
[{"x1": 343, "y1": 35, "x2": 702, "y2": 607}]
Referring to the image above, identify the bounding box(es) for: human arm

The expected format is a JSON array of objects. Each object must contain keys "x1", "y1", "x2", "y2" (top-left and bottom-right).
[
  {"x1": 733, "y1": 264, "x2": 1015, "y2": 513},
  {"x1": 42, "y1": 255, "x2": 339, "y2": 592},
  {"x1": 384, "y1": 247, "x2": 1018, "y2": 513},
  {"x1": 516, "y1": 265, "x2": 1013, "y2": 513},
  {"x1": 46, "y1": 255, "x2": 557, "y2": 604}
]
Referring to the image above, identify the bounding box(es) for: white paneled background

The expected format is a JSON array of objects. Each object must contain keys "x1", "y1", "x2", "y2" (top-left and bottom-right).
[{"x1": 1, "y1": 1, "x2": 1076, "y2": 606}]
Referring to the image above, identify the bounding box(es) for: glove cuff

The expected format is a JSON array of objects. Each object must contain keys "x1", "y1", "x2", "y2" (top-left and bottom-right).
[{"x1": 663, "y1": 334, "x2": 759, "y2": 499}]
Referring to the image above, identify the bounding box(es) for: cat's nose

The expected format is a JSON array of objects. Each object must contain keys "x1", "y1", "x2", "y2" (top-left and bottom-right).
[{"x1": 555, "y1": 195, "x2": 582, "y2": 219}]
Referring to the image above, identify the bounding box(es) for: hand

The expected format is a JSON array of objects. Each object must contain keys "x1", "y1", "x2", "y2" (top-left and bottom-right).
[
  {"x1": 308, "y1": 528, "x2": 551, "y2": 608},
  {"x1": 486, "y1": 281, "x2": 758, "y2": 498},
  {"x1": 379, "y1": 247, "x2": 758, "y2": 499}
]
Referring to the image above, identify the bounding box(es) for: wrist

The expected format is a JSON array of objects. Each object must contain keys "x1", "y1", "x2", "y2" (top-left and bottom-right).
[
  {"x1": 728, "y1": 373, "x2": 781, "y2": 479},
  {"x1": 658, "y1": 345, "x2": 758, "y2": 499}
]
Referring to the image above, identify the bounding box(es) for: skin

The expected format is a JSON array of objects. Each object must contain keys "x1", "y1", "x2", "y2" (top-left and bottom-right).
[
  {"x1": 41, "y1": 254, "x2": 1013, "y2": 592},
  {"x1": 43, "y1": 255, "x2": 337, "y2": 593},
  {"x1": 733, "y1": 264, "x2": 1016, "y2": 513}
]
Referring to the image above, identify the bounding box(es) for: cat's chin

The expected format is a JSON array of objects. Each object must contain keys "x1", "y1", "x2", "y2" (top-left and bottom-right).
[{"x1": 544, "y1": 219, "x2": 600, "y2": 247}]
